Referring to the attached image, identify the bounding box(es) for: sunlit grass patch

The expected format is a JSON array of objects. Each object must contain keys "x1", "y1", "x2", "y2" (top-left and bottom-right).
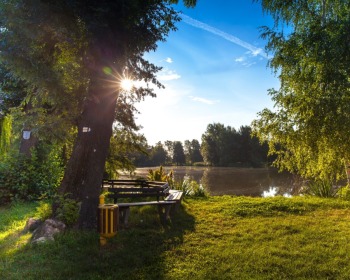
[
  {"x1": 197, "y1": 195, "x2": 350, "y2": 217},
  {"x1": 165, "y1": 197, "x2": 350, "y2": 279},
  {"x1": 2, "y1": 197, "x2": 350, "y2": 279},
  {"x1": 0, "y1": 202, "x2": 38, "y2": 257}
]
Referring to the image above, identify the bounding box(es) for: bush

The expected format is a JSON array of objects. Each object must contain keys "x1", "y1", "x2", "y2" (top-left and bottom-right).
[
  {"x1": 35, "y1": 201, "x2": 53, "y2": 220},
  {"x1": 193, "y1": 162, "x2": 207, "y2": 167},
  {"x1": 174, "y1": 175, "x2": 208, "y2": 197},
  {"x1": 302, "y1": 179, "x2": 338, "y2": 198},
  {"x1": 0, "y1": 145, "x2": 64, "y2": 204},
  {"x1": 147, "y1": 166, "x2": 174, "y2": 187},
  {"x1": 337, "y1": 185, "x2": 350, "y2": 200},
  {"x1": 54, "y1": 194, "x2": 79, "y2": 226}
]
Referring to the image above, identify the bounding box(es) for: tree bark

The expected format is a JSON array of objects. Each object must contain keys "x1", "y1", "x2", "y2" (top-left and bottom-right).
[{"x1": 58, "y1": 73, "x2": 118, "y2": 229}]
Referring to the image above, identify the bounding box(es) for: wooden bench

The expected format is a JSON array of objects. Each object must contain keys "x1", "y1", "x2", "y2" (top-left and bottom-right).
[{"x1": 101, "y1": 180, "x2": 183, "y2": 226}]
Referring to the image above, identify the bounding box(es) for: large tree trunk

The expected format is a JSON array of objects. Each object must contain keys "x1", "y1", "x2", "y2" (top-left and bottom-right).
[{"x1": 58, "y1": 74, "x2": 118, "y2": 229}]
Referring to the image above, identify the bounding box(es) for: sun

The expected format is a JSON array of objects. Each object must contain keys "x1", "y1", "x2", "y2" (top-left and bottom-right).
[{"x1": 120, "y1": 78, "x2": 134, "y2": 91}]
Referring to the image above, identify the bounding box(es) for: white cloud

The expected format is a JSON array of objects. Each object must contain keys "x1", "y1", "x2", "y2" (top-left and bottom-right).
[
  {"x1": 182, "y1": 14, "x2": 269, "y2": 59},
  {"x1": 165, "y1": 57, "x2": 173, "y2": 63},
  {"x1": 235, "y1": 56, "x2": 245, "y2": 62},
  {"x1": 235, "y1": 52, "x2": 259, "y2": 67},
  {"x1": 157, "y1": 69, "x2": 181, "y2": 81},
  {"x1": 190, "y1": 96, "x2": 219, "y2": 105},
  {"x1": 251, "y1": 48, "x2": 264, "y2": 57}
]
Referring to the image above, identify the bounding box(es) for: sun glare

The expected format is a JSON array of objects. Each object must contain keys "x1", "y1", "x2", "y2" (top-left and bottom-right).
[{"x1": 120, "y1": 78, "x2": 134, "y2": 91}]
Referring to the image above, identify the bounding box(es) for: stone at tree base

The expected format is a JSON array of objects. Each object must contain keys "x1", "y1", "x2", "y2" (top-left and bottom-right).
[
  {"x1": 31, "y1": 219, "x2": 66, "y2": 244},
  {"x1": 23, "y1": 218, "x2": 43, "y2": 233}
]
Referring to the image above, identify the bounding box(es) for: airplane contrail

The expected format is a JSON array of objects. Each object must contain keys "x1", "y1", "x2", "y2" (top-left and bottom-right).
[{"x1": 181, "y1": 14, "x2": 269, "y2": 59}]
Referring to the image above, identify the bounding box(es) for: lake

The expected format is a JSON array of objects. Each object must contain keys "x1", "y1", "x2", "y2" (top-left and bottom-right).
[{"x1": 120, "y1": 166, "x2": 299, "y2": 197}]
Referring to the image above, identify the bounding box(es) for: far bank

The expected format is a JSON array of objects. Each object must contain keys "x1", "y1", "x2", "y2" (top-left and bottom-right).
[{"x1": 120, "y1": 166, "x2": 296, "y2": 197}]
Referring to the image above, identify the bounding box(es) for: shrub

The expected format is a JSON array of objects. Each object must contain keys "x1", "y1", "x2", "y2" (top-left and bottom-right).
[
  {"x1": 147, "y1": 166, "x2": 174, "y2": 187},
  {"x1": 35, "y1": 201, "x2": 53, "y2": 220},
  {"x1": 302, "y1": 179, "x2": 338, "y2": 198},
  {"x1": 54, "y1": 194, "x2": 80, "y2": 227},
  {"x1": 193, "y1": 162, "x2": 207, "y2": 167},
  {"x1": 0, "y1": 145, "x2": 64, "y2": 204},
  {"x1": 174, "y1": 175, "x2": 208, "y2": 197},
  {"x1": 337, "y1": 185, "x2": 350, "y2": 200}
]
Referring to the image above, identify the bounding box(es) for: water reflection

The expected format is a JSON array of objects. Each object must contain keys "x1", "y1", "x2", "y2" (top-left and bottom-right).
[
  {"x1": 262, "y1": 187, "x2": 278, "y2": 197},
  {"x1": 262, "y1": 187, "x2": 293, "y2": 198},
  {"x1": 123, "y1": 167, "x2": 298, "y2": 197},
  {"x1": 200, "y1": 167, "x2": 295, "y2": 196}
]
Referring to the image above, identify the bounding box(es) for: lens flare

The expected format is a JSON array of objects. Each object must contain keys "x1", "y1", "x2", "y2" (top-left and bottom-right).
[{"x1": 120, "y1": 78, "x2": 134, "y2": 91}]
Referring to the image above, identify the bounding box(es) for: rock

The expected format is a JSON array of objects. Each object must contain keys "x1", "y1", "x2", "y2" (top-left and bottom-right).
[
  {"x1": 23, "y1": 218, "x2": 43, "y2": 233},
  {"x1": 31, "y1": 219, "x2": 66, "y2": 244}
]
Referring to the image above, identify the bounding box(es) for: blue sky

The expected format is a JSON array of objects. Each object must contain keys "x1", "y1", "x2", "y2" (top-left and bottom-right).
[{"x1": 136, "y1": 0, "x2": 279, "y2": 145}]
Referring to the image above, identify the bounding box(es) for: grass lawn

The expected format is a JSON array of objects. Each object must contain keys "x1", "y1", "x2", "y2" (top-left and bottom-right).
[{"x1": 2, "y1": 196, "x2": 350, "y2": 279}]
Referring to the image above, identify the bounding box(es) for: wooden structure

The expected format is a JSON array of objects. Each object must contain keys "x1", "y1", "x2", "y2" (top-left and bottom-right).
[{"x1": 101, "y1": 180, "x2": 183, "y2": 226}]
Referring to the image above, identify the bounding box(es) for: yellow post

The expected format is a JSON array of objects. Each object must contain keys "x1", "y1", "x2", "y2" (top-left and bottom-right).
[{"x1": 99, "y1": 194, "x2": 105, "y2": 205}]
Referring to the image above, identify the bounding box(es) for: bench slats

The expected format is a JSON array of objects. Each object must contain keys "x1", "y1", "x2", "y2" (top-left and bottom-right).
[
  {"x1": 165, "y1": 190, "x2": 184, "y2": 201},
  {"x1": 117, "y1": 201, "x2": 176, "y2": 207},
  {"x1": 109, "y1": 187, "x2": 165, "y2": 192}
]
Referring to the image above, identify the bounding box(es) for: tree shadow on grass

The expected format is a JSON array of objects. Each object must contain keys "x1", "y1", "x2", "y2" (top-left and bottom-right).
[
  {"x1": 99, "y1": 203, "x2": 196, "y2": 279},
  {"x1": 2, "y1": 202, "x2": 196, "y2": 280}
]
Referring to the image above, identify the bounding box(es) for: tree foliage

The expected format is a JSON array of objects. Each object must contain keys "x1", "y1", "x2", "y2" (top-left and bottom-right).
[
  {"x1": 0, "y1": 0, "x2": 197, "y2": 227},
  {"x1": 184, "y1": 139, "x2": 203, "y2": 164},
  {"x1": 172, "y1": 141, "x2": 186, "y2": 165},
  {"x1": 0, "y1": 0, "x2": 89, "y2": 140},
  {"x1": 201, "y1": 123, "x2": 268, "y2": 167},
  {"x1": 252, "y1": 0, "x2": 350, "y2": 181},
  {"x1": 105, "y1": 125, "x2": 148, "y2": 178},
  {"x1": 0, "y1": 115, "x2": 12, "y2": 157}
]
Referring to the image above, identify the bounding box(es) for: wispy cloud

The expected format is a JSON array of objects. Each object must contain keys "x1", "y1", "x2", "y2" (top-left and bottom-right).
[
  {"x1": 181, "y1": 14, "x2": 268, "y2": 59},
  {"x1": 235, "y1": 55, "x2": 256, "y2": 68},
  {"x1": 158, "y1": 69, "x2": 181, "y2": 81},
  {"x1": 190, "y1": 96, "x2": 219, "y2": 105},
  {"x1": 165, "y1": 57, "x2": 173, "y2": 63},
  {"x1": 235, "y1": 57, "x2": 245, "y2": 62}
]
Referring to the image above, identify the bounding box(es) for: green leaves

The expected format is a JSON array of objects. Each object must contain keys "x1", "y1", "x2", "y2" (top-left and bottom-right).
[
  {"x1": 0, "y1": 115, "x2": 12, "y2": 157},
  {"x1": 201, "y1": 123, "x2": 268, "y2": 167},
  {"x1": 0, "y1": 145, "x2": 64, "y2": 204},
  {"x1": 253, "y1": 0, "x2": 350, "y2": 181}
]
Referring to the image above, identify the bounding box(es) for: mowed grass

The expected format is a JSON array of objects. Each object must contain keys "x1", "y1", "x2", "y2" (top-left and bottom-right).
[{"x1": 2, "y1": 196, "x2": 350, "y2": 279}]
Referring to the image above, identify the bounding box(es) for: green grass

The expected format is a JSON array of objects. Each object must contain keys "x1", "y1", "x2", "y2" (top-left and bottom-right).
[{"x1": 2, "y1": 196, "x2": 350, "y2": 279}]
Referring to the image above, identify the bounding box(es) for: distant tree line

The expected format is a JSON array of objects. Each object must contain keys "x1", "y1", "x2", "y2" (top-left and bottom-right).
[
  {"x1": 132, "y1": 123, "x2": 269, "y2": 167},
  {"x1": 133, "y1": 139, "x2": 203, "y2": 167},
  {"x1": 201, "y1": 124, "x2": 269, "y2": 167}
]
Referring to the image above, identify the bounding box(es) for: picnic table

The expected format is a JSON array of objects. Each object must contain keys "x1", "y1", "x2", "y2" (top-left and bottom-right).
[{"x1": 101, "y1": 179, "x2": 183, "y2": 226}]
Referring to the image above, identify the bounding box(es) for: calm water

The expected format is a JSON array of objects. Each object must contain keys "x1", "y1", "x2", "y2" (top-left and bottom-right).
[{"x1": 120, "y1": 167, "x2": 298, "y2": 197}]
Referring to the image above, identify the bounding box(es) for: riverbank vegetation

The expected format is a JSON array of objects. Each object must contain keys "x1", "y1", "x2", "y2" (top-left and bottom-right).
[
  {"x1": 2, "y1": 196, "x2": 350, "y2": 279},
  {"x1": 252, "y1": 0, "x2": 350, "y2": 184},
  {"x1": 132, "y1": 125, "x2": 269, "y2": 168}
]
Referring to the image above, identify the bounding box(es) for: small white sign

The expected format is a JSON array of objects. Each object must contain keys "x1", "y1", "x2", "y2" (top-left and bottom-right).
[
  {"x1": 23, "y1": 130, "x2": 31, "y2": 140},
  {"x1": 82, "y1": 127, "x2": 91, "y2": 133}
]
